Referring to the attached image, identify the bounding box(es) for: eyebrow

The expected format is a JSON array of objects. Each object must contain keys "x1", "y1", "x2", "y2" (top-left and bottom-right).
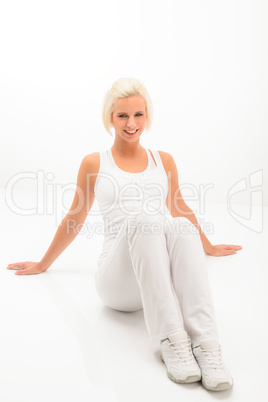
[{"x1": 116, "y1": 111, "x2": 144, "y2": 115}]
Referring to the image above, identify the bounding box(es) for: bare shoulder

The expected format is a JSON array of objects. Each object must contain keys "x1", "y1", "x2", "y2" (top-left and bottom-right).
[
  {"x1": 157, "y1": 150, "x2": 175, "y2": 169},
  {"x1": 156, "y1": 150, "x2": 179, "y2": 191},
  {"x1": 80, "y1": 152, "x2": 100, "y2": 173}
]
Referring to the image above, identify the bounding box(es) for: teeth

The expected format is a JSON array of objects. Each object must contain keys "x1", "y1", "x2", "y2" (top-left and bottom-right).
[{"x1": 126, "y1": 130, "x2": 137, "y2": 133}]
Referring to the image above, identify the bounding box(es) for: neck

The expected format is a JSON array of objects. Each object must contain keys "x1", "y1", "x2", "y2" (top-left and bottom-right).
[{"x1": 112, "y1": 135, "x2": 142, "y2": 156}]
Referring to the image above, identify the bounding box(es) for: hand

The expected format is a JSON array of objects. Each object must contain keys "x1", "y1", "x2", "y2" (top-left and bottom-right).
[
  {"x1": 205, "y1": 244, "x2": 243, "y2": 257},
  {"x1": 6, "y1": 261, "x2": 47, "y2": 275}
]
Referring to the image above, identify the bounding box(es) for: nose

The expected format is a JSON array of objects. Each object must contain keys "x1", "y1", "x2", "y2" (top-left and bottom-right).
[{"x1": 126, "y1": 116, "x2": 136, "y2": 128}]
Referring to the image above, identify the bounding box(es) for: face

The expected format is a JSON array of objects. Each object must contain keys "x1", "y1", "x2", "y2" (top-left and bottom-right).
[{"x1": 110, "y1": 95, "x2": 147, "y2": 141}]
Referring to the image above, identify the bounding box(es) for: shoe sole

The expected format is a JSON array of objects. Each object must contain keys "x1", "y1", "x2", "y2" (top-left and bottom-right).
[
  {"x1": 202, "y1": 381, "x2": 234, "y2": 391},
  {"x1": 161, "y1": 356, "x2": 201, "y2": 384}
]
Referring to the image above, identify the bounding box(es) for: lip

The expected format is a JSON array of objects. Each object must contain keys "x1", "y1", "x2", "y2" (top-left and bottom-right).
[{"x1": 124, "y1": 129, "x2": 139, "y2": 135}]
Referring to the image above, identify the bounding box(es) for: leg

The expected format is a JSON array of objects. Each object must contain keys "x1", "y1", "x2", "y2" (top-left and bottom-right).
[
  {"x1": 125, "y1": 212, "x2": 185, "y2": 342},
  {"x1": 95, "y1": 232, "x2": 143, "y2": 312},
  {"x1": 164, "y1": 215, "x2": 219, "y2": 348}
]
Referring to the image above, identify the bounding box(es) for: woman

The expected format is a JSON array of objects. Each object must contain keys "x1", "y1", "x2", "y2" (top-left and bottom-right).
[{"x1": 7, "y1": 77, "x2": 242, "y2": 392}]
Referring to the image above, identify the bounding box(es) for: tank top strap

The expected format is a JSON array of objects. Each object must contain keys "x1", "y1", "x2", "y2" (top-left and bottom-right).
[
  {"x1": 147, "y1": 149, "x2": 166, "y2": 172},
  {"x1": 144, "y1": 147, "x2": 156, "y2": 170},
  {"x1": 106, "y1": 148, "x2": 113, "y2": 169},
  {"x1": 94, "y1": 149, "x2": 110, "y2": 196},
  {"x1": 101, "y1": 149, "x2": 112, "y2": 170}
]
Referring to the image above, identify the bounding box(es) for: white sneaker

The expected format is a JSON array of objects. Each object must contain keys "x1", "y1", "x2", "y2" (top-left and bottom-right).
[
  {"x1": 160, "y1": 331, "x2": 201, "y2": 383},
  {"x1": 193, "y1": 339, "x2": 234, "y2": 391}
]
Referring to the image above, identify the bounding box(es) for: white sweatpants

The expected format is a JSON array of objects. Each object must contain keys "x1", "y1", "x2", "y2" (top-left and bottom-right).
[{"x1": 94, "y1": 212, "x2": 219, "y2": 348}]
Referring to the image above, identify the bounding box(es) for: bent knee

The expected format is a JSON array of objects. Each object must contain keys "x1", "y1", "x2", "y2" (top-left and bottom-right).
[{"x1": 165, "y1": 216, "x2": 201, "y2": 238}]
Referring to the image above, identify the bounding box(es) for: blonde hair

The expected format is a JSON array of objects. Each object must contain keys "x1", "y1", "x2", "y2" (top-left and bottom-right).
[{"x1": 102, "y1": 77, "x2": 153, "y2": 136}]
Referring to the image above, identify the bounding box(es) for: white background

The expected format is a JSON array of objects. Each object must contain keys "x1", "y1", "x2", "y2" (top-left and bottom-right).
[
  {"x1": 0, "y1": 2, "x2": 267, "y2": 402},
  {"x1": 1, "y1": 0, "x2": 267, "y2": 213}
]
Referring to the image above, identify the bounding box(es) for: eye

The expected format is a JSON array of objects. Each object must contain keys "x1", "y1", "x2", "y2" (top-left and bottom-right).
[{"x1": 119, "y1": 113, "x2": 143, "y2": 118}]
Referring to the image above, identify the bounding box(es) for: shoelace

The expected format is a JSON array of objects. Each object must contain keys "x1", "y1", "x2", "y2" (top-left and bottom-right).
[
  {"x1": 201, "y1": 345, "x2": 224, "y2": 369},
  {"x1": 169, "y1": 338, "x2": 194, "y2": 363}
]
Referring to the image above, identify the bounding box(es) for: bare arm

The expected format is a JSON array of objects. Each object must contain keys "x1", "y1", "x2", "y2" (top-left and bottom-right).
[
  {"x1": 159, "y1": 151, "x2": 242, "y2": 257},
  {"x1": 7, "y1": 153, "x2": 99, "y2": 275}
]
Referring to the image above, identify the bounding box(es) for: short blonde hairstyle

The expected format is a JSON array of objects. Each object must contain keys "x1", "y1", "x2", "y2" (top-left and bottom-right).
[{"x1": 102, "y1": 77, "x2": 153, "y2": 136}]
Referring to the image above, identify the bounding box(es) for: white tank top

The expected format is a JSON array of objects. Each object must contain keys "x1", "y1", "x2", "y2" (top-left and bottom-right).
[{"x1": 94, "y1": 147, "x2": 171, "y2": 267}]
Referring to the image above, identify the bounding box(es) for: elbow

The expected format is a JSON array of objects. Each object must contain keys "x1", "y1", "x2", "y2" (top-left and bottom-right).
[{"x1": 64, "y1": 213, "x2": 86, "y2": 231}]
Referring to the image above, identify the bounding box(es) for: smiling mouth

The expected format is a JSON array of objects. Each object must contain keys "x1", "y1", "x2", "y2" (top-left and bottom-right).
[{"x1": 124, "y1": 129, "x2": 139, "y2": 135}]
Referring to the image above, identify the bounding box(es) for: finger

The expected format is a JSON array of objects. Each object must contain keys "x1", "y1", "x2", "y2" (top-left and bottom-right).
[
  {"x1": 8, "y1": 266, "x2": 26, "y2": 270},
  {"x1": 7, "y1": 263, "x2": 26, "y2": 269},
  {"x1": 216, "y1": 250, "x2": 236, "y2": 256},
  {"x1": 15, "y1": 269, "x2": 32, "y2": 275},
  {"x1": 225, "y1": 250, "x2": 237, "y2": 255},
  {"x1": 224, "y1": 245, "x2": 240, "y2": 250}
]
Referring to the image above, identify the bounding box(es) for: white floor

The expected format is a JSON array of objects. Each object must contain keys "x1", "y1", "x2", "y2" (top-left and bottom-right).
[{"x1": 1, "y1": 188, "x2": 267, "y2": 402}]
